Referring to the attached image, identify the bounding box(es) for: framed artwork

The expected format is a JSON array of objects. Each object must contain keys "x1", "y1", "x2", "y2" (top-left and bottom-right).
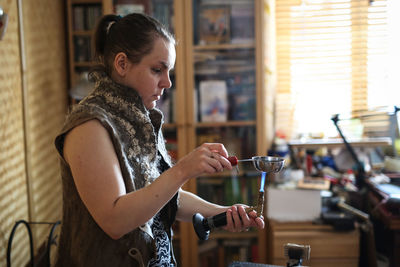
[{"x1": 198, "y1": 5, "x2": 230, "y2": 45}]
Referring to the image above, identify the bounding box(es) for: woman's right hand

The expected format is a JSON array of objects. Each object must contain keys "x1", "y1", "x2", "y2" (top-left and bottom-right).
[{"x1": 174, "y1": 143, "x2": 233, "y2": 180}]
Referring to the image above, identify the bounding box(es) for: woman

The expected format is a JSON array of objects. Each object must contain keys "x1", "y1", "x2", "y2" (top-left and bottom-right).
[{"x1": 55, "y1": 13, "x2": 264, "y2": 266}]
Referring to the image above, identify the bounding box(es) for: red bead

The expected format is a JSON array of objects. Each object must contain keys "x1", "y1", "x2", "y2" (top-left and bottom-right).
[{"x1": 227, "y1": 156, "x2": 238, "y2": 166}]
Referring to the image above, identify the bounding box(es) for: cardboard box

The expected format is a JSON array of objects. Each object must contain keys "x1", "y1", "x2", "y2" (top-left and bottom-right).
[{"x1": 266, "y1": 188, "x2": 321, "y2": 222}]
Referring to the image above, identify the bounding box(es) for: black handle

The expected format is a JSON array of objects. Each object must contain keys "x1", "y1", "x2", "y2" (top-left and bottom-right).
[
  {"x1": 192, "y1": 211, "x2": 228, "y2": 240},
  {"x1": 210, "y1": 211, "x2": 227, "y2": 228}
]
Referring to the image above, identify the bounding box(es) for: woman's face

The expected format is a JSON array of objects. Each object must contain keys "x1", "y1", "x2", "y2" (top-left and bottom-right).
[{"x1": 123, "y1": 38, "x2": 176, "y2": 110}]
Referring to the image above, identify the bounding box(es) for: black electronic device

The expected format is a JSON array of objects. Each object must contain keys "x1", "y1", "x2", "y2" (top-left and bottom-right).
[{"x1": 284, "y1": 243, "x2": 311, "y2": 267}]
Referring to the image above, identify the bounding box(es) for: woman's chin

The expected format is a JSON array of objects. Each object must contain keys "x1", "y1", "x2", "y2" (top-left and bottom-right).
[{"x1": 145, "y1": 102, "x2": 156, "y2": 110}]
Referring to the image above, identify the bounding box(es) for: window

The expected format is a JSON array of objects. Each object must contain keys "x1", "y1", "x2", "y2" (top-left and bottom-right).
[{"x1": 275, "y1": 0, "x2": 399, "y2": 139}]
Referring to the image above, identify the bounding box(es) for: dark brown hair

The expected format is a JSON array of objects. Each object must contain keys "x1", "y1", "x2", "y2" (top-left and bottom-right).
[{"x1": 92, "y1": 13, "x2": 175, "y2": 76}]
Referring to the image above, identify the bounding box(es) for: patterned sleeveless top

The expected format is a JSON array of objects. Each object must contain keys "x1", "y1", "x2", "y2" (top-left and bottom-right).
[{"x1": 55, "y1": 72, "x2": 178, "y2": 266}]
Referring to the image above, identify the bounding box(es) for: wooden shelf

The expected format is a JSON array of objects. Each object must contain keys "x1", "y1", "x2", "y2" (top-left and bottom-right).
[
  {"x1": 288, "y1": 137, "x2": 392, "y2": 149},
  {"x1": 208, "y1": 230, "x2": 259, "y2": 240},
  {"x1": 194, "y1": 43, "x2": 255, "y2": 51},
  {"x1": 71, "y1": 0, "x2": 102, "y2": 4},
  {"x1": 195, "y1": 120, "x2": 256, "y2": 128},
  {"x1": 72, "y1": 30, "x2": 93, "y2": 35},
  {"x1": 198, "y1": 169, "x2": 259, "y2": 179},
  {"x1": 162, "y1": 123, "x2": 178, "y2": 129},
  {"x1": 73, "y1": 62, "x2": 95, "y2": 67}
]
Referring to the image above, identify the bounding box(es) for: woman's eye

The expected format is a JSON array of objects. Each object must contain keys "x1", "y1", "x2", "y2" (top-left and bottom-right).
[{"x1": 152, "y1": 68, "x2": 162, "y2": 73}]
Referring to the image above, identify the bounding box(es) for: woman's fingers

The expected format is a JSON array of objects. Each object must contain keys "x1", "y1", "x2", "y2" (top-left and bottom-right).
[
  {"x1": 231, "y1": 206, "x2": 242, "y2": 230},
  {"x1": 204, "y1": 143, "x2": 229, "y2": 158},
  {"x1": 208, "y1": 151, "x2": 232, "y2": 172},
  {"x1": 255, "y1": 217, "x2": 265, "y2": 229},
  {"x1": 224, "y1": 205, "x2": 265, "y2": 232},
  {"x1": 237, "y1": 206, "x2": 251, "y2": 228},
  {"x1": 247, "y1": 210, "x2": 265, "y2": 229},
  {"x1": 225, "y1": 209, "x2": 234, "y2": 231}
]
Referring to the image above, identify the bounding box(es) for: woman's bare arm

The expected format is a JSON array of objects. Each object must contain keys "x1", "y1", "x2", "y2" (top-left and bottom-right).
[
  {"x1": 176, "y1": 189, "x2": 265, "y2": 232},
  {"x1": 63, "y1": 119, "x2": 233, "y2": 239}
]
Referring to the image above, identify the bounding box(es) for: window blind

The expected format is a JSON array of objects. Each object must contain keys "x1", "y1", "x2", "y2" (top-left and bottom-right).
[{"x1": 275, "y1": 0, "x2": 397, "y2": 139}]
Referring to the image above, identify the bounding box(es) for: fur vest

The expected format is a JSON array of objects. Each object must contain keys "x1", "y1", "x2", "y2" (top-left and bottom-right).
[{"x1": 54, "y1": 72, "x2": 177, "y2": 266}]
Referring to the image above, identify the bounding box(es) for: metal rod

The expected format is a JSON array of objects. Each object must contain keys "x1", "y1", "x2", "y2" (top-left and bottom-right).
[
  {"x1": 237, "y1": 159, "x2": 253, "y2": 162},
  {"x1": 331, "y1": 114, "x2": 365, "y2": 187}
]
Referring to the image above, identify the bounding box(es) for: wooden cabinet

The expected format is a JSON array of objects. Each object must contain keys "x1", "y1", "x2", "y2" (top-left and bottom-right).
[
  {"x1": 65, "y1": 1, "x2": 273, "y2": 266},
  {"x1": 266, "y1": 220, "x2": 360, "y2": 267},
  {"x1": 66, "y1": 0, "x2": 112, "y2": 103},
  {"x1": 181, "y1": 1, "x2": 273, "y2": 266}
]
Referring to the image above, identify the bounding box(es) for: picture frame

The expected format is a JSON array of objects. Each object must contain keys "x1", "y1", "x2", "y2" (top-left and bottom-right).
[{"x1": 198, "y1": 5, "x2": 230, "y2": 45}]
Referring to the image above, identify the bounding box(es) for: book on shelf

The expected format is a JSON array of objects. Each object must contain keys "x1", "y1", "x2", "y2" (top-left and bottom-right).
[
  {"x1": 152, "y1": 0, "x2": 174, "y2": 33},
  {"x1": 72, "y1": 5, "x2": 85, "y2": 31},
  {"x1": 229, "y1": 89, "x2": 256, "y2": 121},
  {"x1": 227, "y1": 74, "x2": 256, "y2": 121},
  {"x1": 201, "y1": 0, "x2": 253, "y2": 4},
  {"x1": 250, "y1": 244, "x2": 259, "y2": 262},
  {"x1": 72, "y1": 4, "x2": 102, "y2": 31},
  {"x1": 224, "y1": 175, "x2": 259, "y2": 206},
  {"x1": 156, "y1": 91, "x2": 171, "y2": 123},
  {"x1": 223, "y1": 239, "x2": 252, "y2": 263},
  {"x1": 114, "y1": 0, "x2": 151, "y2": 15},
  {"x1": 156, "y1": 87, "x2": 176, "y2": 123},
  {"x1": 86, "y1": 5, "x2": 102, "y2": 30},
  {"x1": 240, "y1": 176, "x2": 248, "y2": 204},
  {"x1": 115, "y1": 4, "x2": 145, "y2": 16},
  {"x1": 196, "y1": 172, "x2": 259, "y2": 208},
  {"x1": 199, "y1": 80, "x2": 228, "y2": 122},
  {"x1": 230, "y1": 3, "x2": 255, "y2": 44},
  {"x1": 165, "y1": 137, "x2": 178, "y2": 162},
  {"x1": 74, "y1": 36, "x2": 91, "y2": 62},
  {"x1": 197, "y1": 177, "x2": 225, "y2": 204},
  {"x1": 199, "y1": 241, "x2": 219, "y2": 267},
  {"x1": 198, "y1": 5, "x2": 230, "y2": 45},
  {"x1": 198, "y1": 239, "x2": 219, "y2": 254},
  {"x1": 224, "y1": 178, "x2": 241, "y2": 205},
  {"x1": 195, "y1": 63, "x2": 255, "y2": 76}
]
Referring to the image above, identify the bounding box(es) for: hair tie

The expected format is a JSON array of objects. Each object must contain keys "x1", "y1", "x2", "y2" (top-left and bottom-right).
[{"x1": 106, "y1": 21, "x2": 115, "y2": 34}]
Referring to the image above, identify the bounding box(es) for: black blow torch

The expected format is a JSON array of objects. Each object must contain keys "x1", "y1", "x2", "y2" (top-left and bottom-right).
[{"x1": 192, "y1": 156, "x2": 285, "y2": 240}]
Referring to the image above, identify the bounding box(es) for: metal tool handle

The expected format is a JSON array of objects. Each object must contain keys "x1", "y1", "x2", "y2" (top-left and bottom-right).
[{"x1": 227, "y1": 156, "x2": 255, "y2": 165}]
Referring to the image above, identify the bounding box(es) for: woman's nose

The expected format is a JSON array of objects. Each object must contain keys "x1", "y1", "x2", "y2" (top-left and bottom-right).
[{"x1": 161, "y1": 73, "x2": 172, "y2": 89}]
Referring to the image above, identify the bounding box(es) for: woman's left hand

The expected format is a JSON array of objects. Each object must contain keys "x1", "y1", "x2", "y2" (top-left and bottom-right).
[{"x1": 223, "y1": 205, "x2": 265, "y2": 232}]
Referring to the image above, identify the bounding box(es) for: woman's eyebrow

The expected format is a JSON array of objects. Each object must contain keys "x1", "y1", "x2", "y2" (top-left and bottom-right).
[{"x1": 159, "y1": 60, "x2": 174, "y2": 70}]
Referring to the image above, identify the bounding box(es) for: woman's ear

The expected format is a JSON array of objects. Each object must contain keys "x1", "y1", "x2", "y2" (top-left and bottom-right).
[{"x1": 113, "y1": 52, "x2": 129, "y2": 76}]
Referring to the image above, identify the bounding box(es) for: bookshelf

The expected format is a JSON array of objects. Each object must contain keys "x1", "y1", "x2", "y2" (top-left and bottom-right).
[
  {"x1": 65, "y1": 0, "x2": 273, "y2": 266},
  {"x1": 66, "y1": 0, "x2": 110, "y2": 103},
  {"x1": 183, "y1": 1, "x2": 271, "y2": 266}
]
